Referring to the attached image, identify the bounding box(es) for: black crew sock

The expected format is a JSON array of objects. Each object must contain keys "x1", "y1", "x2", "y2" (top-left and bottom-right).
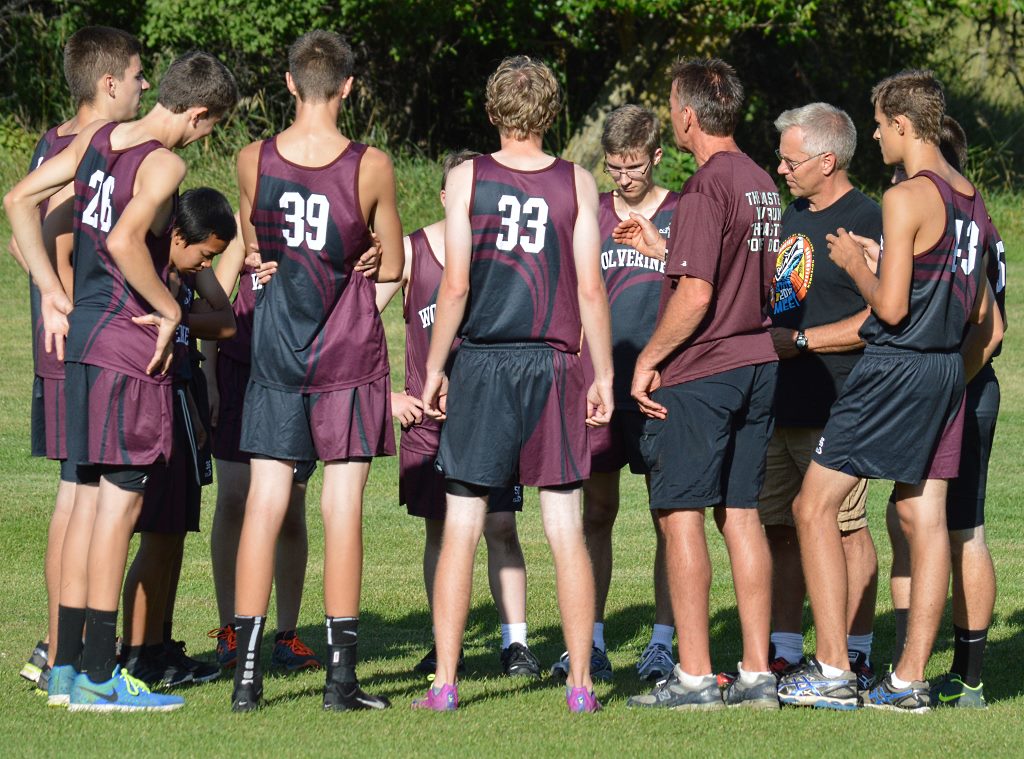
[
  {"x1": 233, "y1": 615, "x2": 266, "y2": 690},
  {"x1": 53, "y1": 605, "x2": 86, "y2": 669},
  {"x1": 81, "y1": 608, "x2": 119, "y2": 683},
  {"x1": 951, "y1": 625, "x2": 988, "y2": 687},
  {"x1": 892, "y1": 608, "x2": 909, "y2": 665},
  {"x1": 163, "y1": 620, "x2": 174, "y2": 645},
  {"x1": 326, "y1": 616, "x2": 359, "y2": 684}
]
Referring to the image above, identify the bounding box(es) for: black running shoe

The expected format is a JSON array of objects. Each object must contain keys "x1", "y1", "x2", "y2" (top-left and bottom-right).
[
  {"x1": 323, "y1": 680, "x2": 390, "y2": 711},
  {"x1": 20, "y1": 640, "x2": 48, "y2": 684},
  {"x1": 123, "y1": 646, "x2": 167, "y2": 687},
  {"x1": 231, "y1": 678, "x2": 263, "y2": 712},
  {"x1": 164, "y1": 640, "x2": 221, "y2": 686},
  {"x1": 848, "y1": 651, "x2": 875, "y2": 691},
  {"x1": 500, "y1": 642, "x2": 542, "y2": 678}
]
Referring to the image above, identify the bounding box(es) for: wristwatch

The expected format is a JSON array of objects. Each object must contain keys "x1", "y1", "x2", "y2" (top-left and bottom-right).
[{"x1": 795, "y1": 330, "x2": 809, "y2": 352}]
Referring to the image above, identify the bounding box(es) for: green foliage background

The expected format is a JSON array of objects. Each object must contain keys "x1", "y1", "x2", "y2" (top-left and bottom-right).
[{"x1": 1, "y1": 0, "x2": 1022, "y2": 192}]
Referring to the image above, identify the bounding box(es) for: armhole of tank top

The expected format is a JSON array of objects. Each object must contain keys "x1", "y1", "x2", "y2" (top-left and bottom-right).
[
  {"x1": 569, "y1": 160, "x2": 579, "y2": 227},
  {"x1": 132, "y1": 144, "x2": 173, "y2": 237},
  {"x1": 466, "y1": 157, "x2": 479, "y2": 234},
  {"x1": 402, "y1": 232, "x2": 416, "y2": 323},
  {"x1": 352, "y1": 143, "x2": 369, "y2": 228},
  {"x1": 910, "y1": 171, "x2": 951, "y2": 258},
  {"x1": 249, "y1": 140, "x2": 269, "y2": 230}
]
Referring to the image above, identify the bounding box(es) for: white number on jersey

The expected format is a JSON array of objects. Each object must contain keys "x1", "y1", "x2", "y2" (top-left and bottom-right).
[
  {"x1": 495, "y1": 194, "x2": 549, "y2": 254},
  {"x1": 994, "y1": 238, "x2": 1006, "y2": 294},
  {"x1": 280, "y1": 191, "x2": 331, "y2": 251},
  {"x1": 952, "y1": 218, "x2": 980, "y2": 276},
  {"x1": 250, "y1": 272, "x2": 264, "y2": 292},
  {"x1": 82, "y1": 170, "x2": 115, "y2": 233}
]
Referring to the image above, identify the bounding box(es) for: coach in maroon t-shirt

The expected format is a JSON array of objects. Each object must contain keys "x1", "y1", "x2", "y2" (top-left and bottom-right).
[{"x1": 617, "y1": 58, "x2": 782, "y2": 711}]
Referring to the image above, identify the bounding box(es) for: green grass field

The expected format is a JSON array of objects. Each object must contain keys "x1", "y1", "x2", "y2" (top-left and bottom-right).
[{"x1": 0, "y1": 150, "x2": 1021, "y2": 757}]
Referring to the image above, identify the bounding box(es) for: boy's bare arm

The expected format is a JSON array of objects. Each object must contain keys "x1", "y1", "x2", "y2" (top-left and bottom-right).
[
  {"x1": 962, "y1": 278, "x2": 1003, "y2": 382},
  {"x1": 188, "y1": 267, "x2": 236, "y2": 340},
  {"x1": 213, "y1": 214, "x2": 246, "y2": 298},
  {"x1": 422, "y1": 162, "x2": 472, "y2": 418},
  {"x1": 3, "y1": 122, "x2": 106, "y2": 355},
  {"x1": 573, "y1": 165, "x2": 613, "y2": 426},
  {"x1": 106, "y1": 150, "x2": 186, "y2": 374},
  {"x1": 42, "y1": 189, "x2": 76, "y2": 299},
  {"x1": 236, "y1": 142, "x2": 261, "y2": 254},
  {"x1": 375, "y1": 235, "x2": 412, "y2": 313},
  {"x1": 360, "y1": 147, "x2": 403, "y2": 283}
]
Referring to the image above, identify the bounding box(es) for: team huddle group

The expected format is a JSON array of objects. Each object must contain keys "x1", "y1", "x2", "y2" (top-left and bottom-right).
[{"x1": 5, "y1": 24, "x2": 1006, "y2": 715}]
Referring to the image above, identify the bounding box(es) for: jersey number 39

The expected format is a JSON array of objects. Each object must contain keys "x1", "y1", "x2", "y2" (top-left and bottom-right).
[
  {"x1": 496, "y1": 194, "x2": 549, "y2": 254},
  {"x1": 280, "y1": 191, "x2": 330, "y2": 251}
]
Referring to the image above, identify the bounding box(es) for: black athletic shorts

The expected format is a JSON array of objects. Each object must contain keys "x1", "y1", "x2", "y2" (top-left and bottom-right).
[
  {"x1": 644, "y1": 362, "x2": 777, "y2": 510},
  {"x1": 589, "y1": 408, "x2": 649, "y2": 475},
  {"x1": 436, "y1": 342, "x2": 589, "y2": 488},
  {"x1": 946, "y1": 363, "x2": 999, "y2": 530},
  {"x1": 813, "y1": 346, "x2": 964, "y2": 484},
  {"x1": 400, "y1": 444, "x2": 523, "y2": 519}
]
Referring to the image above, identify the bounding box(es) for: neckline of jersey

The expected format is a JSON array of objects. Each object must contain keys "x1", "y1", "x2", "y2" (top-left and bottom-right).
[
  {"x1": 485, "y1": 153, "x2": 560, "y2": 175},
  {"x1": 270, "y1": 135, "x2": 355, "y2": 171},
  {"x1": 608, "y1": 188, "x2": 677, "y2": 223}
]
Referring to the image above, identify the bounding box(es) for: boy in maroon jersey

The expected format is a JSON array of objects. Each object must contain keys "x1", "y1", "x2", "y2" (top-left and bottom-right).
[
  {"x1": 5, "y1": 50, "x2": 238, "y2": 712},
  {"x1": 417, "y1": 56, "x2": 614, "y2": 713},
  {"x1": 7, "y1": 26, "x2": 148, "y2": 690},
  {"x1": 550, "y1": 105, "x2": 679, "y2": 684},
  {"x1": 376, "y1": 150, "x2": 539, "y2": 679},
  {"x1": 231, "y1": 30, "x2": 403, "y2": 713},
  {"x1": 778, "y1": 70, "x2": 1002, "y2": 712}
]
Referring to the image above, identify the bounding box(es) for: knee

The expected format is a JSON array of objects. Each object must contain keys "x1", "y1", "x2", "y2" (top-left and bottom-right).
[
  {"x1": 582, "y1": 498, "x2": 617, "y2": 537},
  {"x1": 764, "y1": 524, "x2": 797, "y2": 552},
  {"x1": 484, "y1": 515, "x2": 519, "y2": 551}
]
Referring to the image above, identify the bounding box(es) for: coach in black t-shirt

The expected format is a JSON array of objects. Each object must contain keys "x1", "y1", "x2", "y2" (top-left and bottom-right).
[{"x1": 759, "y1": 103, "x2": 882, "y2": 685}]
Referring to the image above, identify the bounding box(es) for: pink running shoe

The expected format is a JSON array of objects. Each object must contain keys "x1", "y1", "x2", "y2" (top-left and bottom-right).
[
  {"x1": 412, "y1": 683, "x2": 458, "y2": 711},
  {"x1": 566, "y1": 686, "x2": 602, "y2": 713}
]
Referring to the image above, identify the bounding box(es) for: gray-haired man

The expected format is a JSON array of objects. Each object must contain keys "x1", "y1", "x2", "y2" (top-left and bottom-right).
[{"x1": 756, "y1": 103, "x2": 881, "y2": 690}]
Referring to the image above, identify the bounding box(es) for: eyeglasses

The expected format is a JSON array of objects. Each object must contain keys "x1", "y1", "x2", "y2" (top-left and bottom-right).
[
  {"x1": 604, "y1": 159, "x2": 652, "y2": 180},
  {"x1": 775, "y1": 149, "x2": 826, "y2": 172}
]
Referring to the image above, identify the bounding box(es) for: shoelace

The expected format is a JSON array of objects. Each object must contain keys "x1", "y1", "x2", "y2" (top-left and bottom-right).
[
  {"x1": 282, "y1": 636, "x2": 315, "y2": 656},
  {"x1": 119, "y1": 668, "x2": 152, "y2": 697},
  {"x1": 208, "y1": 626, "x2": 237, "y2": 648},
  {"x1": 640, "y1": 644, "x2": 671, "y2": 669}
]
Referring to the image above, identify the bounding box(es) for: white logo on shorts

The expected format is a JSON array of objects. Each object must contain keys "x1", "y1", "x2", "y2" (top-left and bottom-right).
[{"x1": 815, "y1": 436, "x2": 824, "y2": 455}]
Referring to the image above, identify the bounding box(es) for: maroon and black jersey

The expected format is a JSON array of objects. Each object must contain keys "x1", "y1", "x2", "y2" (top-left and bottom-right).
[
  {"x1": 249, "y1": 138, "x2": 388, "y2": 392},
  {"x1": 28, "y1": 125, "x2": 75, "y2": 381},
  {"x1": 216, "y1": 263, "x2": 259, "y2": 365},
  {"x1": 860, "y1": 171, "x2": 988, "y2": 352},
  {"x1": 66, "y1": 121, "x2": 174, "y2": 384},
  {"x1": 401, "y1": 228, "x2": 458, "y2": 452},
  {"x1": 171, "y1": 272, "x2": 195, "y2": 381},
  {"x1": 984, "y1": 217, "x2": 1007, "y2": 359},
  {"x1": 583, "y1": 190, "x2": 679, "y2": 403},
  {"x1": 461, "y1": 155, "x2": 582, "y2": 353}
]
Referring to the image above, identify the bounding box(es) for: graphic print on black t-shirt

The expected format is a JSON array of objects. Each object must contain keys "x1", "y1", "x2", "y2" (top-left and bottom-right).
[{"x1": 773, "y1": 233, "x2": 815, "y2": 315}]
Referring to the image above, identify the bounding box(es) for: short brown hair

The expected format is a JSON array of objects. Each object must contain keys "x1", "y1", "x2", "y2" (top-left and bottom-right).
[
  {"x1": 288, "y1": 30, "x2": 354, "y2": 103},
  {"x1": 601, "y1": 105, "x2": 660, "y2": 159},
  {"x1": 441, "y1": 149, "x2": 481, "y2": 190},
  {"x1": 940, "y1": 115, "x2": 968, "y2": 172},
  {"x1": 63, "y1": 26, "x2": 142, "y2": 107},
  {"x1": 871, "y1": 69, "x2": 945, "y2": 144},
  {"x1": 485, "y1": 56, "x2": 563, "y2": 140},
  {"x1": 670, "y1": 58, "x2": 744, "y2": 137},
  {"x1": 157, "y1": 51, "x2": 238, "y2": 121}
]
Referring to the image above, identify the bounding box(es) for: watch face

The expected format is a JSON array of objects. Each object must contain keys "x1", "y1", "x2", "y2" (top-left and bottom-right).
[{"x1": 796, "y1": 334, "x2": 808, "y2": 350}]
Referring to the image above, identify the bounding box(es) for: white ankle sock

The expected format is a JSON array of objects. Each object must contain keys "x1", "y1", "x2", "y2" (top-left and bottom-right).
[
  {"x1": 890, "y1": 671, "x2": 911, "y2": 688},
  {"x1": 678, "y1": 669, "x2": 713, "y2": 689},
  {"x1": 818, "y1": 660, "x2": 845, "y2": 678},
  {"x1": 501, "y1": 622, "x2": 527, "y2": 649},
  {"x1": 738, "y1": 663, "x2": 770, "y2": 684}
]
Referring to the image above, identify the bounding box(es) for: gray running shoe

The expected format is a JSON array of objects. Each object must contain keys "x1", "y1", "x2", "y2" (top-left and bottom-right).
[
  {"x1": 863, "y1": 672, "x2": 930, "y2": 713},
  {"x1": 636, "y1": 642, "x2": 674, "y2": 682},
  {"x1": 722, "y1": 670, "x2": 780, "y2": 710},
  {"x1": 931, "y1": 674, "x2": 986, "y2": 709},
  {"x1": 550, "y1": 646, "x2": 613, "y2": 681},
  {"x1": 777, "y1": 657, "x2": 859, "y2": 710},
  {"x1": 627, "y1": 665, "x2": 724, "y2": 711}
]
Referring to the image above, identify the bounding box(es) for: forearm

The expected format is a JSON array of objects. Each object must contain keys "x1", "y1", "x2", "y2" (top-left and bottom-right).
[
  {"x1": 5, "y1": 202, "x2": 62, "y2": 294},
  {"x1": 804, "y1": 308, "x2": 869, "y2": 354},
  {"x1": 188, "y1": 310, "x2": 236, "y2": 341},
  {"x1": 579, "y1": 285, "x2": 613, "y2": 381},
  {"x1": 201, "y1": 341, "x2": 219, "y2": 385},
  {"x1": 8, "y1": 239, "x2": 30, "y2": 275},
  {"x1": 110, "y1": 238, "x2": 180, "y2": 320},
  {"x1": 425, "y1": 283, "x2": 467, "y2": 374}
]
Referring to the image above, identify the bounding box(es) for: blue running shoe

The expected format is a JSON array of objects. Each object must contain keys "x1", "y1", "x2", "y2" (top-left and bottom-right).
[
  {"x1": 863, "y1": 672, "x2": 930, "y2": 713},
  {"x1": 47, "y1": 664, "x2": 76, "y2": 707},
  {"x1": 777, "y1": 657, "x2": 859, "y2": 710},
  {"x1": 69, "y1": 666, "x2": 185, "y2": 712}
]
